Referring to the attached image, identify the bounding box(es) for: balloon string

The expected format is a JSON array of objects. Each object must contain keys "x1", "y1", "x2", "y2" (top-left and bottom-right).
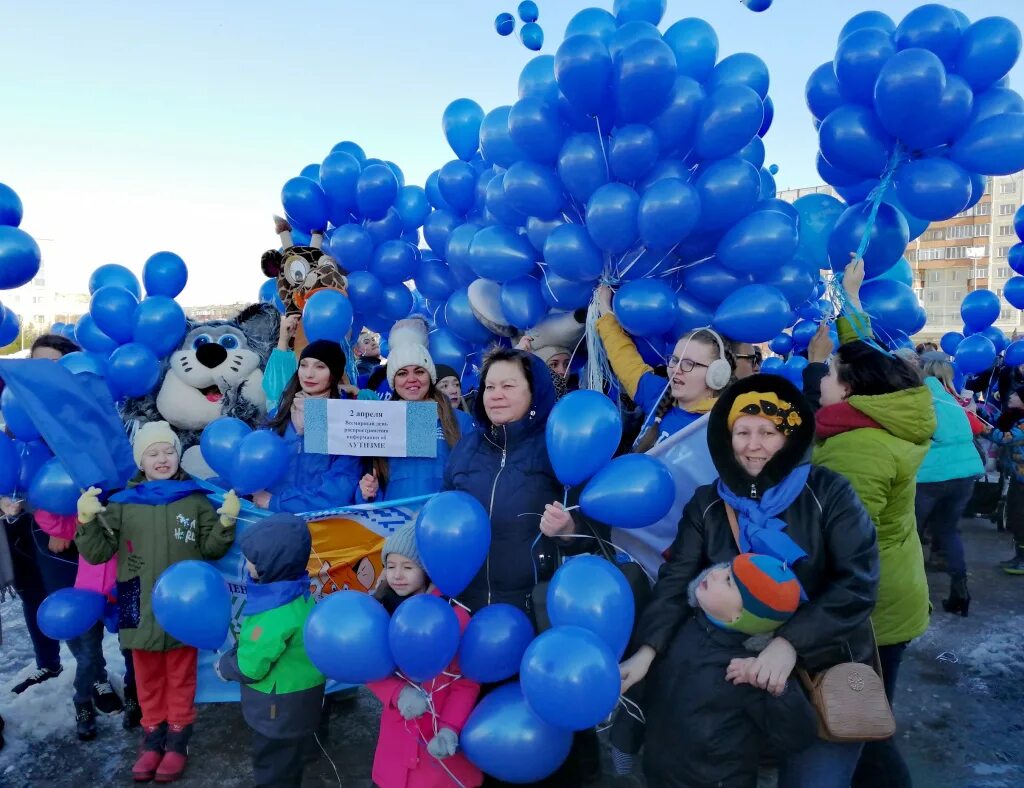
[
  {"x1": 585, "y1": 296, "x2": 615, "y2": 393},
  {"x1": 594, "y1": 116, "x2": 610, "y2": 180},
  {"x1": 540, "y1": 532, "x2": 658, "y2": 585}
]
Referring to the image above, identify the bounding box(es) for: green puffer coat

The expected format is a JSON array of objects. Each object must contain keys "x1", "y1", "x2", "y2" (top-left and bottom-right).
[
  {"x1": 75, "y1": 476, "x2": 235, "y2": 651},
  {"x1": 813, "y1": 386, "x2": 935, "y2": 646}
]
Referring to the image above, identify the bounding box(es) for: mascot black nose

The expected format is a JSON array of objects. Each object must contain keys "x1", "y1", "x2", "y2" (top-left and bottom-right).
[{"x1": 196, "y1": 343, "x2": 228, "y2": 369}]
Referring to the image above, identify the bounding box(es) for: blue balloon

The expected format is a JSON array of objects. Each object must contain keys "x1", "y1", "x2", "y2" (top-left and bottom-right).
[
  {"x1": 565, "y1": 8, "x2": 617, "y2": 43},
  {"x1": 827, "y1": 201, "x2": 909, "y2": 278},
  {"x1": 793, "y1": 193, "x2": 845, "y2": 267},
  {"x1": 740, "y1": 135, "x2": 767, "y2": 169},
  {"x1": 674, "y1": 292, "x2": 716, "y2": 334},
  {"x1": 388, "y1": 594, "x2": 461, "y2": 683},
  {"x1": 379, "y1": 284, "x2": 414, "y2": 322},
  {"x1": 546, "y1": 391, "x2": 622, "y2": 487},
  {"x1": 580, "y1": 454, "x2": 674, "y2": 529},
  {"x1": 717, "y1": 210, "x2": 799, "y2": 275},
  {"x1": 894, "y1": 158, "x2": 972, "y2": 221},
  {"x1": 614, "y1": 279, "x2": 678, "y2": 338},
  {"x1": 769, "y1": 333, "x2": 794, "y2": 355},
  {"x1": 299, "y1": 163, "x2": 320, "y2": 181},
  {"x1": 133, "y1": 296, "x2": 186, "y2": 358},
  {"x1": 839, "y1": 10, "x2": 896, "y2": 43},
  {"x1": 142, "y1": 252, "x2": 188, "y2": 298},
  {"x1": 1005, "y1": 340, "x2": 1024, "y2": 368},
  {"x1": 199, "y1": 418, "x2": 251, "y2": 481},
  {"x1": 230, "y1": 430, "x2": 290, "y2": 495},
  {"x1": 548, "y1": 555, "x2": 634, "y2": 658},
  {"x1": 834, "y1": 28, "x2": 895, "y2": 105},
  {"x1": 484, "y1": 174, "x2": 526, "y2": 227},
  {"x1": 955, "y1": 17, "x2": 1022, "y2": 91},
  {"x1": 614, "y1": 0, "x2": 665, "y2": 25},
  {"x1": 610, "y1": 124, "x2": 659, "y2": 182},
  {"x1": 28, "y1": 457, "x2": 78, "y2": 515},
  {"x1": 713, "y1": 284, "x2": 792, "y2": 343},
  {"x1": 370, "y1": 240, "x2": 419, "y2": 286},
  {"x1": 695, "y1": 157, "x2": 762, "y2": 232},
  {"x1": 281, "y1": 177, "x2": 328, "y2": 233},
  {"x1": 555, "y1": 34, "x2": 613, "y2": 117},
  {"x1": 429, "y1": 329, "x2": 470, "y2": 374},
  {"x1": 614, "y1": 38, "x2": 677, "y2": 123},
  {"x1": 58, "y1": 351, "x2": 106, "y2": 377},
  {"x1": 14, "y1": 439, "x2": 50, "y2": 495},
  {"x1": 895, "y1": 5, "x2": 962, "y2": 66},
  {"x1": 424, "y1": 170, "x2": 453, "y2": 212},
  {"x1": 394, "y1": 186, "x2": 430, "y2": 233},
  {"x1": 438, "y1": 160, "x2": 478, "y2": 216},
  {"x1": 107, "y1": 343, "x2": 160, "y2": 398},
  {"x1": 447, "y1": 223, "x2": 483, "y2": 286},
  {"x1": 1010, "y1": 244, "x2": 1024, "y2": 276},
  {"x1": 819, "y1": 104, "x2": 894, "y2": 179},
  {"x1": 543, "y1": 224, "x2": 602, "y2": 282},
  {"x1": 495, "y1": 12, "x2": 515, "y2": 36},
  {"x1": 860, "y1": 279, "x2": 921, "y2": 337},
  {"x1": 90, "y1": 286, "x2": 139, "y2": 345},
  {"x1": 462, "y1": 683, "x2": 573, "y2": 783},
  {"x1": 38, "y1": 588, "x2": 106, "y2": 641},
  {"x1": 940, "y1": 331, "x2": 964, "y2": 355},
  {"x1": 443, "y1": 98, "x2": 485, "y2": 162},
  {"x1": 0, "y1": 226, "x2": 41, "y2": 289},
  {"x1": 663, "y1": 18, "x2": 718, "y2": 82},
  {"x1": 346, "y1": 270, "x2": 385, "y2": 315},
  {"x1": 874, "y1": 49, "x2": 947, "y2": 143},
  {"x1": 414, "y1": 257, "x2": 456, "y2": 302},
  {"x1": 638, "y1": 179, "x2": 700, "y2": 250},
  {"x1": 521, "y1": 626, "x2": 621, "y2": 730},
  {"x1": 509, "y1": 96, "x2": 565, "y2": 166},
  {"x1": 331, "y1": 140, "x2": 366, "y2": 164},
  {"x1": 805, "y1": 62, "x2": 844, "y2": 122},
  {"x1": 557, "y1": 133, "x2": 609, "y2": 204},
  {"x1": 521, "y1": 22, "x2": 544, "y2": 51},
  {"x1": 650, "y1": 77, "x2": 705, "y2": 156},
  {"x1": 480, "y1": 106, "x2": 528, "y2": 169},
  {"x1": 469, "y1": 226, "x2": 537, "y2": 283},
  {"x1": 518, "y1": 0, "x2": 539, "y2": 23},
  {"x1": 868, "y1": 256, "x2": 914, "y2": 288},
  {"x1": 760, "y1": 356, "x2": 784, "y2": 374},
  {"x1": 302, "y1": 289, "x2": 354, "y2": 344},
  {"x1": 422, "y1": 210, "x2": 459, "y2": 257},
  {"x1": 707, "y1": 52, "x2": 770, "y2": 99},
  {"x1": 0, "y1": 182, "x2": 23, "y2": 227},
  {"x1": 791, "y1": 319, "x2": 820, "y2": 350},
  {"x1": 305, "y1": 591, "x2": 395, "y2": 683},
  {"x1": 88, "y1": 264, "x2": 141, "y2": 298},
  {"x1": 0, "y1": 434, "x2": 17, "y2": 496},
  {"x1": 760, "y1": 96, "x2": 775, "y2": 137},
  {"x1": 327, "y1": 224, "x2": 372, "y2": 272},
  {"x1": 152, "y1": 561, "x2": 230, "y2": 650},
  {"x1": 416, "y1": 491, "x2": 491, "y2": 597},
  {"x1": 0, "y1": 306, "x2": 19, "y2": 347},
  {"x1": 459, "y1": 604, "x2": 535, "y2": 684},
  {"x1": 954, "y1": 333, "x2": 997, "y2": 375},
  {"x1": 981, "y1": 325, "x2": 1009, "y2": 355},
  {"x1": 1, "y1": 386, "x2": 40, "y2": 442},
  {"x1": 951, "y1": 113, "x2": 1024, "y2": 177},
  {"x1": 320, "y1": 151, "x2": 361, "y2": 217},
  {"x1": 525, "y1": 216, "x2": 565, "y2": 253},
  {"x1": 681, "y1": 259, "x2": 751, "y2": 306},
  {"x1": 542, "y1": 272, "x2": 593, "y2": 311},
  {"x1": 503, "y1": 161, "x2": 564, "y2": 220},
  {"x1": 586, "y1": 183, "x2": 639, "y2": 254},
  {"x1": 1004, "y1": 276, "x2": 1024, "y2": 309},
  {"x1": 356, "y1": 164, "x2": 399, "y2": 221},
  {"x1": 500, "y1": 277, "x2": 548, "y2": 330},
  {"x1": 961, "y1": 289, "x2": 1001, "y2": 330}
]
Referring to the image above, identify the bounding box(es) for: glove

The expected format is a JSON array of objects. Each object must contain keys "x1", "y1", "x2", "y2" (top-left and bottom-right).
[
  {"x1": 77, "y1": 487, "x2": 106, "y2": 524},
  {"x1": 427, "y1": 728, "x2": 458, "y2": 760},
  {"x1": 396, "y1": 685, "x2": 428, "y2": 720},
  {"x1": 217, "y1": 490, "x2": 241, "y2": 527}
]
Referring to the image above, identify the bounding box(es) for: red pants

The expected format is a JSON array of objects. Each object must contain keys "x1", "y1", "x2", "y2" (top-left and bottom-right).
[{"x1": 133, "y1": 647, "x2": 198, "y2": 728}]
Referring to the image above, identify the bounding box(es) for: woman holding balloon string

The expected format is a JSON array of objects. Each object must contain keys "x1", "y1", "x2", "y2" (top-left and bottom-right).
[
  {"x1": 251, "y1": 339, "x2": 362, "y2": 513},
  {"x1": 357, "y1": 319, "x2": 474, "y2": 504},
  {"x1": 595, "y1": 285, "x2": 736, "y2": 451},
  {"x1": 619, "y1": 374, "x2": 880, "y2": 788}
]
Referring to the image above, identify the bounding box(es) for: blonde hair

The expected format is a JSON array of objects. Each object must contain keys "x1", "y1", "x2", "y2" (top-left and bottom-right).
[{"x1": 922, "y1": 356, "x2": 956, "y2": 395}]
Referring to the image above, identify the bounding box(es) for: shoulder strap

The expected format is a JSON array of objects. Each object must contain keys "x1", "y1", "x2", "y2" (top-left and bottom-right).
[{"x1": 723, "y1": 502, "x2": 741, "y2": 551}]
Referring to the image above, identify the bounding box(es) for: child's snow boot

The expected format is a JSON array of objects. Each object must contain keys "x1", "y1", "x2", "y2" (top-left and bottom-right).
[
  {"x1": 133, "y1": 723, "x2": 167, "y2": 782},
  {"x1": 154, "y1": 723, "x2": 192, "y2": 783}
]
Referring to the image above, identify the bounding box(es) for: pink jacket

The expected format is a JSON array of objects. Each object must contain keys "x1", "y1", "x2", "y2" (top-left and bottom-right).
[
  {"x1": 35, "y1": 510, "x2": 117, "y2": 597},
  {"x1": 367, "y1": 591, "x2": 483, "y2": 788}
]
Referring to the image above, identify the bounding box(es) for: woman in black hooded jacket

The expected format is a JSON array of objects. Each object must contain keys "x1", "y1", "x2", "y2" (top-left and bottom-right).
[{"x1": 619, "y1": 374, "x2": 880, "y2": 788}]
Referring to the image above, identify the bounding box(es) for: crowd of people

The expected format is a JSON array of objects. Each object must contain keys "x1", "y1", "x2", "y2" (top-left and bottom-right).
[{"x1": 0, "y1": 255, "x2": 1017, "y2": 788}]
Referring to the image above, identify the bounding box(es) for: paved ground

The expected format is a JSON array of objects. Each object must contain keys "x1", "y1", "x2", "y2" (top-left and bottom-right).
[{"x1": 1, "y1": 515, "x2": 1021, "y2": 787}]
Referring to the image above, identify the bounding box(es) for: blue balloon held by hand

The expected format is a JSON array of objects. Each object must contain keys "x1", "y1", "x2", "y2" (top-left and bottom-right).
[
  {"x1": 416, "y1": 491, "x2": 491, "y2": 597},
  {"x1": 37, "y1": 588, "x2": 106, "y2": 641},
  {"x1": 580, "y1": 454, "x2": 674, "y2": 529},
  {"x1": 388, "y1": 594, "x2": 461, "y2": 683},
  {"x1": 546, "y1": 391, "x2": 622, "y2": 487},
  {"x1": 152, "y1": 561, "x2": 231, "y2": 650},
  {"x1": 458, "y1": 604, "x2": 535, "y2": 684}
]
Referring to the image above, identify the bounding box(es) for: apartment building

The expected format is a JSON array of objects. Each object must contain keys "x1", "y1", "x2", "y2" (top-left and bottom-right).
[{"x1": 779, "y1": 172, "x2": 1024, "y2": 341}]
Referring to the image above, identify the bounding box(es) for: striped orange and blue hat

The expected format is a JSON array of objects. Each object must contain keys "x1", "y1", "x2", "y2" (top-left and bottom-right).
[{"x1": 725, "y1": 553, "x2": 803, "y2": 635}]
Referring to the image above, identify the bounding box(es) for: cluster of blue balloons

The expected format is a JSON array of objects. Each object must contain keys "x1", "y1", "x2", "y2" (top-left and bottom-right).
[
  {"x1": 200, "y1": 417, "x2": 291, "y2": 495},
  {"x1": 0, "y1": 183, "x2": 36, "y2": 345},
  {"x1": 495, "y1": 2, "x2": 544, "y2": 51}
]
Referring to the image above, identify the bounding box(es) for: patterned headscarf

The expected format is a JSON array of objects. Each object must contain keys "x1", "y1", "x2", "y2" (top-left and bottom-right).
[{"x1": 727, "y1": 391, "x2": 803, "y2": 436}]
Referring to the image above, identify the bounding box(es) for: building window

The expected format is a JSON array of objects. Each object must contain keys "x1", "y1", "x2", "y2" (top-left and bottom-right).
[
  {"x1": 999, "y1": 224, "x2": 1015, "y2": 236},
  {"x1": 950, "y1": 291, "x2": 963, "y2": 302},
  {"x1": 999, "y1": 181, "x2": 1017, "y2": 194},
  {"x1": 1001, "y1": 309, "x2": 1014, "y2": 320},
  {"x1": 920, "y1": 248, "x2": 945, "y2": 261},
  {"x1": 924, "y1": 229, "x2": 945, "y2": 241},
  {"x1": 926, "y1": 290, "x2": 938, "y2": 302},
  {"x1": 999, "y1": 204, "x2": 1015, "y2": 215},
  {"x1": 928, "y1": 270, "x2": 942, "y2": 282},
  {"x1": 33, "y1": 314, "x2": 45, "y2": 324},
  {"x1": 997, "y1": 246, "x2": 1012, "y2": 258},
  {"x1": 997, "y1": 266, "x2": 1011, "y2": 277}
]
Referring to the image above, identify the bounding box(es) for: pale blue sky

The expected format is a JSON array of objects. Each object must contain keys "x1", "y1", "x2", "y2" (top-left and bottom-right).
[{"x1": 2, "y1": 1, "x2": 1021, "y2": 304}]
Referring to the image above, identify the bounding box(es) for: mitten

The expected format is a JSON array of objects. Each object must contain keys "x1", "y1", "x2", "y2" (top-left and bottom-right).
[
  {"x1": 77, "y1": 487, "x2": 106, "y2": 524},
  {"x1": 217, "y1": 490, "x2": 241, "y2": 527},
  {"x1": 396, "y1": 685, "x2": 428, "y2": 720},
  {"x1": 427, "y1": 728, "x2": 458, "y2": 759}
]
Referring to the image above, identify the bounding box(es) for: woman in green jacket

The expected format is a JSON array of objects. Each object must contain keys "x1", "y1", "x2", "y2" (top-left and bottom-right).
[{"x1": 805, "y1": 260, "x2": 934, "y2": 788}]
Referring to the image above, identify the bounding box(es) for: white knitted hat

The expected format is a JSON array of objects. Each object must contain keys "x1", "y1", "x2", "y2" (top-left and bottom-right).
[
  {"x1": 386, "y1": 318, "x2": 437, "y2": 389},
  {"x1": 132, "y1": 421, "x2": 182, "y2": 468}
]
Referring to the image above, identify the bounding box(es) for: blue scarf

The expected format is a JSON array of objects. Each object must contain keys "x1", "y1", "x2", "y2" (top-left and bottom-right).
[
  {"x1": 109, "y1": 480, "x2": 204, "y2": 506},
  {"x1": 716, "y1": 464, "x2": 811, "y2": 570},
  {"x1": 244, "y1": 576, "x2": 311, "y2": 616}
]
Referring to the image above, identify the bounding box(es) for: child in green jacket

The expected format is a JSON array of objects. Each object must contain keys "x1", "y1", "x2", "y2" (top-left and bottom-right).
[{"x1": 218, "y1": 513, "x2": 325, "y2": 788}]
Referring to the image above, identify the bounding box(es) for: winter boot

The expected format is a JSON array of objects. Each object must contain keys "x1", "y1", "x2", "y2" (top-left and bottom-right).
[
  {"x1": 11, "y1": 665, "x2": 62, "y2": 694},
  {"x1": 133, "y1": 723, "x2": 168, "y2": 782},
  {"x1": 74, "y1": 700, "x2": 97, "y2": 742},
  {"x1": 942, "y1": 575, "x2": 971, "y2": 617},
  {"x1": 123, "y1": 684, "x2": 143, "y2": 730},
  {"x1": 1000, "y1": 543, "x2": 1024, "y2": 575},
  {"x1": 92, "y1": 679, "x2": 124, "y2": 715},
  {"x1": 154, "y1": 723, "x2": 193, "y2": 783}
]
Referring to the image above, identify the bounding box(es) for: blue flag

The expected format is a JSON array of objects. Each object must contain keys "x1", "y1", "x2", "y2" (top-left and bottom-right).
[{"x1": 0, "y1": 361, "x2": 136, "y2": 492}]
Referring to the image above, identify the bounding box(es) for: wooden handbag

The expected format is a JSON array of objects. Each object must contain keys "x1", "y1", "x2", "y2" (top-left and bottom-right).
[{"x1": 723, "y1": 503, "x2": 896, "y2": 743}]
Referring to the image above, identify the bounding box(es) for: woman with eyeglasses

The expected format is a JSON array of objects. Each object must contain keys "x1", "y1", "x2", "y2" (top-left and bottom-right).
[
  {"x1": 731, "y1": 343, "x2": 763, "y2": 379},
  {"x1": 596, "y1": 285, "x2": 736, "y2": 453}
]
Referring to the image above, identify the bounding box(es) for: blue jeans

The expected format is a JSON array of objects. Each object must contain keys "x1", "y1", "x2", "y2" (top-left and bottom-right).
[
  {"x1": 65, "y1": 621, "x2": 108, "y2": 705},
  {"x1": 915, "y1": 478, "x2": 973, "y2": 578},
  {"x1": 778, "y1": 738, "x2": 864, "y2": 788}
]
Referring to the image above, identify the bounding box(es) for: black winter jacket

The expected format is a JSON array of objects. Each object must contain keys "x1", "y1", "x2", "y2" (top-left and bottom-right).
[{"x1": 443, "y1": 353, "x2": 585, "y2": 614}]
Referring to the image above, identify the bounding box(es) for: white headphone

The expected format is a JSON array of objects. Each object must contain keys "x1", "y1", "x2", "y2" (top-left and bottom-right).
[{"x1": 678, "y1": 327, "x2": 733, "y2": 391}]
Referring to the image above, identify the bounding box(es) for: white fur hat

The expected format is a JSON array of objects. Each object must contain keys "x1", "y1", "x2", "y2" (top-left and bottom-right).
[
  {"x1": 386, "y1": 318, "x2": 437, "y2": 389},
  {"x1": 132, "y1": 421, "x2": 182, "y2": 468}
]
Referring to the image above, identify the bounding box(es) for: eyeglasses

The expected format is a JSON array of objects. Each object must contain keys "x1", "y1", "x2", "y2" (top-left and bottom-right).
[
  {"x1": 735, "y1": 351, "x2": 763, "y2": 367},
  {"x1": 667, "y1": 357, "x2": 709, "y2": 373}
]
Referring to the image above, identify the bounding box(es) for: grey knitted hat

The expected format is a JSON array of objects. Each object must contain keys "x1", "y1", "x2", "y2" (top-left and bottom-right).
[{"x1": 381, "y1": 523, "x2": 421, "y2": 568}]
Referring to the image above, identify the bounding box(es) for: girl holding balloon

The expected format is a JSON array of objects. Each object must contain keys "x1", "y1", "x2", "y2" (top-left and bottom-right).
[
  {"x1": 596, "y1": 286, "x2": 735, "y2": 451},
  {"x1": 366, "y1": 523, "x2": 482, "y2": 788},
  {"x1": 252, "y1": 340, "x2": 362, "y2": 512}
]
